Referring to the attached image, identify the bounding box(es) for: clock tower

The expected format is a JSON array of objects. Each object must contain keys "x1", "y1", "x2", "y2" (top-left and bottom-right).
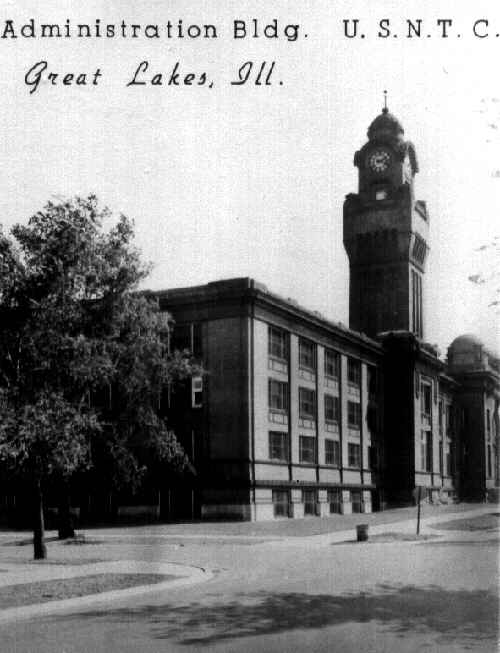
[{"x1": 343, "y1": 100, "x2": 429, "y2": 339}]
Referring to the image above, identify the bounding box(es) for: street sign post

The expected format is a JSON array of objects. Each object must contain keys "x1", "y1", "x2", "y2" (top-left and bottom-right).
[{"x1": 413, "y1": 486, "x2": 424, "y2": 535}]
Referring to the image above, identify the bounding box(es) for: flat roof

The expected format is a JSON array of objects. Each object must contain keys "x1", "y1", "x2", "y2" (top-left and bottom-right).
[{"x1": 152, "y1": 277, "x2": 383, "y2": 355}]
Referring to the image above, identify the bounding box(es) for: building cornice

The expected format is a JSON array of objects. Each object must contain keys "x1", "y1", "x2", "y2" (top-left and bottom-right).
[{"x1": 152, "y1": 277, "x2": 383, "y2": 357}]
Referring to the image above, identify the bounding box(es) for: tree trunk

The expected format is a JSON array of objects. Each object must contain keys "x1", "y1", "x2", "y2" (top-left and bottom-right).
[
  {"x1": 33, "y1": 477, "x2": 47, "y2": 560},
  {"x1": 57, "y1": 480, "x2": 75, "y2": 540}
]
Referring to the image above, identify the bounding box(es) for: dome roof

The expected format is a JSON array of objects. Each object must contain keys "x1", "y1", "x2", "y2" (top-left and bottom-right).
[
  {"x1": 449, "y1": 334, "x2": 484, "y2": 351},
  {"x1": 448, "y1": 333, "x2": 499, "y2": 373},
  {"x1": 368, "y1": 108, "x2": 404, "y2": 140}
]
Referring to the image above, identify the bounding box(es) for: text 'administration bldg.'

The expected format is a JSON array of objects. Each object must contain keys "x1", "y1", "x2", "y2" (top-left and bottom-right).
[{"x1": 158, "y1": 105, "x2": 500, "y2": 521}]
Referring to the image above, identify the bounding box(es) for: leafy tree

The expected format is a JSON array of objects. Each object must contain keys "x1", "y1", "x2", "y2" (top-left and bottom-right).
[
  {"x1": 0, "y1": 392, "x2": 98, "y2": 557},
  {"x1": 0, "y1": 196, "x2": 197, "y2": 558}
]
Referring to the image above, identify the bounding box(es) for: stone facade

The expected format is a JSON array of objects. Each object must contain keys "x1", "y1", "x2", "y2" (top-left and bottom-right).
[
  {"x1": 344, "y1": 107, "x2": 429, "y2": 340},
  {"x1": 447, "y1": 335, "x2": 500, "y2": 501},
  {"x1": 155, "y1": 106, "x2": 499, "y2": 520},
  {"x1": 159, "y1": 278, "x2": 383, "y2": 520}
]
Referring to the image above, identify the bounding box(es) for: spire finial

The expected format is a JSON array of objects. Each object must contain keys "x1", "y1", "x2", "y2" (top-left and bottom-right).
[{"x1": 383, "y1": 90, "x2": 388, "y2": 114}]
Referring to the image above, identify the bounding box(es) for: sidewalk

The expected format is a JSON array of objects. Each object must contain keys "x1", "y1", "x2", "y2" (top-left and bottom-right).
[
  {"x1": 271, "y1": 505, "x2": 498, "y2": 547},
  {"x1": 0, "y1": 503, "x2": 496, "y2": 624},
  {"x1": 0, "y1": 502, "x2": 491, "y2": 543},
  {"x1": 0, "y1": 560, "x2": 213, "y2": 624},
  {"x1": 90, "y1": 502, "x2": 499, "y2": 538}
]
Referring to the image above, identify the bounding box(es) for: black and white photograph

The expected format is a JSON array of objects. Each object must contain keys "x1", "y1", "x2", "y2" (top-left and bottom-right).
[{"x1": 0, "y1": 1, "x2": 498, "y2": 651}]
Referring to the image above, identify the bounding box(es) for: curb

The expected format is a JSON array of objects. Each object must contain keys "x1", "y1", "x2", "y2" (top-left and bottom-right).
[
  {"x1": 0, "y1": 561, "x2": 213, "y2": 624},
  {"x1": 261, "y1": 506, "x2": 497, "y2": 547}
]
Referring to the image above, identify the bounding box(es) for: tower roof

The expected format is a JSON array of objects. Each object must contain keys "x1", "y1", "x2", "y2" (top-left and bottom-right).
[
  {"x1": 449, "y1": 333, "x2": 484, "y2": 350},
  {"x1": 447, "y1": 333, "x2": 500, "y2": 375},
  {"x1": 367, "y1": 108, "x2": 404, "y2": 141}
]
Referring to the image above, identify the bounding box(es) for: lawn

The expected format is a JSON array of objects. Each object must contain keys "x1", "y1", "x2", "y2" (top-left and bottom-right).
[
  {"x1": 429, "y1": 512, "x2": 500, "y2": 532},
  {"x1": 0, "y1": 573, "x2": 176, "y2": 609}
]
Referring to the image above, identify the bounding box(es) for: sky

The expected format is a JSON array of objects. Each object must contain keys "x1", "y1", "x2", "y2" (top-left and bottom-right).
[{"x1": 0, "y1": 0, "x2": 499, "y2": 354}]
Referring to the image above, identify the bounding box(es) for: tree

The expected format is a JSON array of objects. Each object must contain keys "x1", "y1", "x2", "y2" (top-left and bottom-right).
[
  {"x1": 0, "y1": 196, "x2": 197, "y2": 558},
  {"x1": 0, "y1": 392, "x2": 98, "y2": 556}
]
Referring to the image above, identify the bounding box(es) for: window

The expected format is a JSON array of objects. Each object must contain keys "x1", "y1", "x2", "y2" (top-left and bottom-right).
[
  {"x1": 327, "y1": 488, "x2": 342, "y2": 514},
  {"x1": 411, "y1": 269, "x2": 423, "y2": 337},
  {"x1": 299, "y1": 338, "x2": 316, "y2": 371},
  {"x1": 486, "y1": 409, "x2": 491, "y2": 438},
  {"x1": 303, "y1": 489, "x2": 317, "y2": 516},
  {"x1": 439, "y1": 441, "x2": 443, "y2": 474},
  {"x1": 420, "y1": 431, "x2": 432, "y2": 472},
  {"x1": 325, "y1": 439, "x2": 340, "y2": 466},
  {"x1": 446, "y1": 448, "x2": 453, "y2": 476},
  {"x1": 487, "y1": 445, "x2": 492, "y2": 478},
  {"x1": 348, "y1": 443, "x2": 361, "y2": 468},
  {"x1": 421, "y1": 382, "x2": 432, "y2": 419},
  {"x1": 191, "y1": 376, "x2": 203, "y2": 408},
  {"x1": 438, "y1": 400, "x2": 444, "y2": 436},
  {"x1": 348, "y1": 401, "x2": 361, "y2": 429},
  {"x1": 367, "y1": 404, "x2": 378, "y2": 433},
  {"x1": 368, "y1": 445, "x2": 378, "y2": 470},
  {"x1": 324, "y1": 394, "x2": 339, "y2": 423},
  {"x1": 367, "y1": 366, "x2": 377, "y2": 396},
  {"x1": 426, "y1": 433, "x2": 432, "y2": 472},
  {"x1": 324, "y1": 349, "x2": 340, "y2": 379},
  {"x1": 420, "y1": 432, "x2": 426, "y2": 471},
  {"x1": 268, "y1": 379, "x2": 288, "y2": 412},
  {"x1": 446, "y1": 404, "x2": 453, "y2": 436},
  {"x1": 299, "y1": 387, "x2": 316, "y2": 420},
  {"x1": 171, "y1": 323, "x2": 202, "y2": 357},
  {"x1": 375, "y1": 189, "x2": 388, "y2": 201},
  {"x1": 299, "y1": 436, "x2": 316, "y2": 464},
  {"x1": 348, "y1": 359, "x2": 361, "y2": 387},
  {"x1": 272, "y1": 490, "x2": 290, "y2": 518},
  {"x1": 268, "y1": 326, "x2": 288, "y2": 361},
  {"x1": 269, "y1": 431, "x2": 288, "y2": 462},
  {"x1": 192, "y1": 324, "x2": 202, "y2": 358},
  {"x1": 170, "y1": 324, "x2": 191, "y2": 352},
  {"x1": 351, "y1": 490, "x2": 363, "y2": 513}
]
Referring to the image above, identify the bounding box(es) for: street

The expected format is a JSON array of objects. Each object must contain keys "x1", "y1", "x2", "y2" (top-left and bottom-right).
[{"x1": 0, "y1": 508, "x2": 498, "y2": 652}]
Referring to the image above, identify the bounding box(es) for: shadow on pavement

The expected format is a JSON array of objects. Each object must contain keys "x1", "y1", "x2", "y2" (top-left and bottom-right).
[
  {"x1": 423, "y1": 539, "x2": 500, "y2": 547},
  {"x1": 62, "y1": 584, "x2": 498, "y2": 646},
  {"x1": 429, "y1": 513, "x2": 500, "y2": 532}
]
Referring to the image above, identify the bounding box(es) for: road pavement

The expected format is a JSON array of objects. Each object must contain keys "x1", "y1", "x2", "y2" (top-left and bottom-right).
[{"x1": 0, "y1": 503, "x2": 497, "y2": 652}]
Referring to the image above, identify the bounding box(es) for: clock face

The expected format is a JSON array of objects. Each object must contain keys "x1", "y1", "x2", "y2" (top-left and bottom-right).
[{"x1": 367, "y1": 149, "x2": 391, "y2": 173}]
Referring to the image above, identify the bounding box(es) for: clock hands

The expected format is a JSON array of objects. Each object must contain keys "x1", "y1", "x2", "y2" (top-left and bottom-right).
[{"x1": 369, "y1": 150, "x2": 390, "y2": 172}]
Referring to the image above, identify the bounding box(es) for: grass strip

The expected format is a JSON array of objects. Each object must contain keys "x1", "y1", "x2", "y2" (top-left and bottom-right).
[
  {"x1": 0, "y1": 572, "x2": 177, "y2": 609},
  {"x1": 429, "y1": 513, "x2": 500, "y2": 532}
]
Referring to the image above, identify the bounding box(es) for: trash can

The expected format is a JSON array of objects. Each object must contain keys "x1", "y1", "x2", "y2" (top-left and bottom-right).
[{"x1": 356, "y1": 524, "x2": 369, "y2": 542}]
